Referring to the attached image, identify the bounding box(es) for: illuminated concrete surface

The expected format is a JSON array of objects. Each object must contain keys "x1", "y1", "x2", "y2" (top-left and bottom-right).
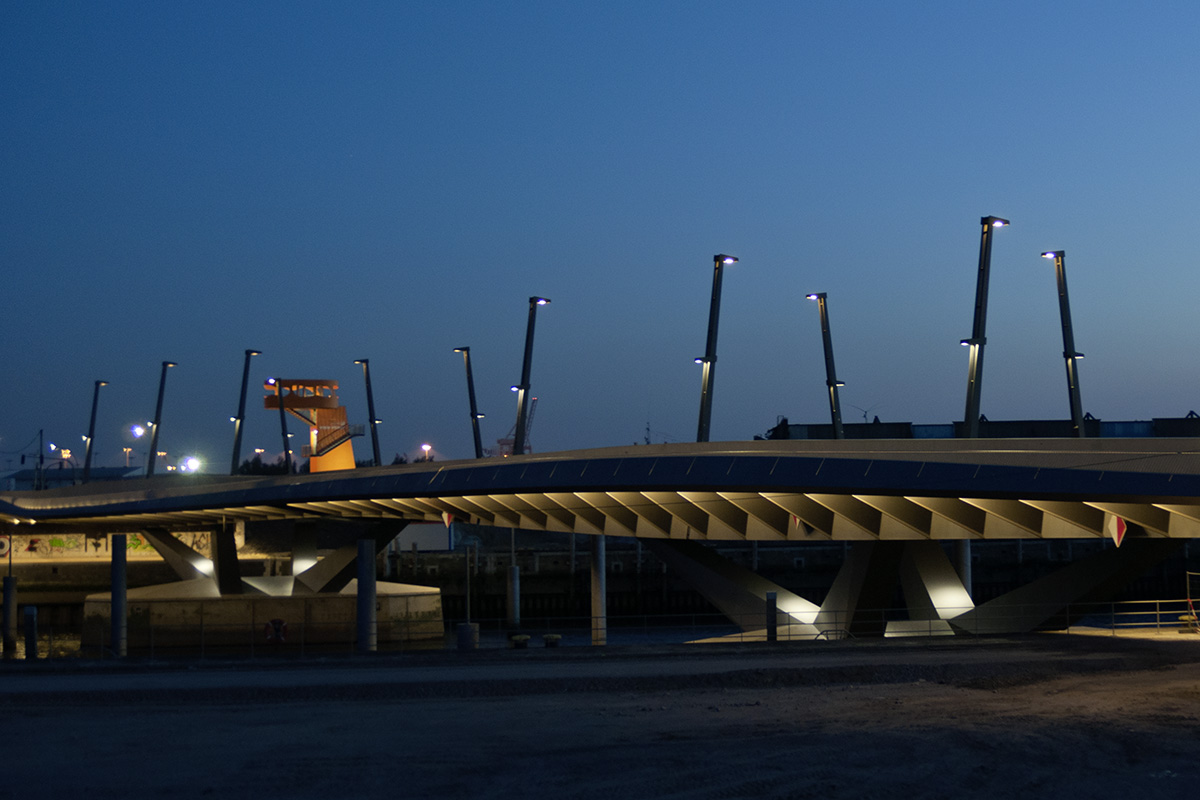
[{"x1": 5, "y1": 439, "x2": 1200, "y2": 541}]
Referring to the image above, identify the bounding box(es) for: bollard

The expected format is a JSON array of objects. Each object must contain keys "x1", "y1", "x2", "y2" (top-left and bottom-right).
[
  {"x1": 23, "y1": 606, "x2": 37, "y2": 660},
  {"x1": 457, "y1": 622, "x2": 479, "y2": 651},
  {"x1": 766, "y1": 591, "x2": 778, "y2": 642}
]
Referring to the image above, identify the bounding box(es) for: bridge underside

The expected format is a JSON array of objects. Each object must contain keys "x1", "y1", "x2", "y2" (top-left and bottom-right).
[{"x1": 3, "y1": 439, "x2": 1199, "y2": 638}]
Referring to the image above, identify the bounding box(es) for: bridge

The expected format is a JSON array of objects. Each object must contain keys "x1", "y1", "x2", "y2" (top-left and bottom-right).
[{"x1": 3, "y1": 437, "x2": 1199, "y2": 642}]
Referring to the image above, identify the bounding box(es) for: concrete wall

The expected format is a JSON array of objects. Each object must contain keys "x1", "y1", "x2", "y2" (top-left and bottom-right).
[{"x1": 83, "y1": 586, "x2": 442, "y2": 650}]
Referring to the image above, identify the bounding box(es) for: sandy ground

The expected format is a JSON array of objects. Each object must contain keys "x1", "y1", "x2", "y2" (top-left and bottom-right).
[{"x1": 1, "y1": 634, "x2": 1198, "y2": 799}]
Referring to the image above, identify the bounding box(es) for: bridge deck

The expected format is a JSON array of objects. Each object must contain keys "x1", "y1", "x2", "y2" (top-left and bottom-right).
[{"x1": 4, "y1": 439, "x2": 1200, "y2": 541}]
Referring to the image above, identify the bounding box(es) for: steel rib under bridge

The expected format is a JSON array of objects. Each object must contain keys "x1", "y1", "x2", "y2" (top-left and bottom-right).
[{"x1": 5, "y1": 439, "x2": 1200, "y2": 541}]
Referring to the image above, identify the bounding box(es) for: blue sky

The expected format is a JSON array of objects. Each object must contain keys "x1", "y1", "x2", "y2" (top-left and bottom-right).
[{"x1": 4, "y1": 2, "x2": 1200, "y2": 470}]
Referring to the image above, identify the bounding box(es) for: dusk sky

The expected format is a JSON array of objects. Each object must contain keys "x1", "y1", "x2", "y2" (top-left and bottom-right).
[{"x1": 4, "y1": 2, "x2": 1200, "y2": 471}]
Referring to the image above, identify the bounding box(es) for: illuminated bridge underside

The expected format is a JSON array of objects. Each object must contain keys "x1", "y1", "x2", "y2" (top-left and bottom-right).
[{"x1": 5, "y1": 439, "x2": 1200, "y2": 542}]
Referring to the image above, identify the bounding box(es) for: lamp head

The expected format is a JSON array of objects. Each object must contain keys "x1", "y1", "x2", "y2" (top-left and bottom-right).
[
  {"x1": 247, "y1": 349, "x2": 262, "y2": 356},
  {"x1": 453, "y1": 347, "x2": 469, "y2": 353},
  {"x1": 510, "y1": 385, "x2": 520, "y2": 392},
  {"x1": 714, "y1": 254, "x2": 738, "y2": 265},
  {"x1": 353, "y1": 359, "x2": 368, "y2": 365},
  {"x1": 694, "y1": 357, "x2": 708, "y2": 364},
  {"x1": 531, "y1": 296, "x2": 550, "y2": 306},
  {"x1": 1041, "y1": 250, "x2": 1064, "y2": 259},
  {"x1": 164, "y1": 361, "x2": 177, "y2": 368},
  {"x1": 982, "y1": 216, "x2": 1010, "y2": 228},
  {"x1": 806, "y1": 293, "x2": 824, "y2": 301},
  {"x1": 97, "y1": 380, "x2": 108, "y2": 387}
]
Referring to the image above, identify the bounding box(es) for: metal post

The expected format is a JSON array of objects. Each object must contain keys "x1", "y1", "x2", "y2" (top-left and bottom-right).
[
  {"x1": 507, "y1": 528, "x2": 521, "y2": 629},
  {"x1": 962, "y1": 217, "x2": 1008, "y2": 439},
  {"x1": 465, "y1": 543, "x2": 472, "y2": 623},
  {"x1": 697, "y1": 255, "x2": 737, "y2": 442},
  {"x1": 355, "y1": 359, "x2": 382, "y2": 467},
  {"x1": 2, "y1": 575, "x2": 16, "y2": 659},
  {"x1": 83, "y1": 380, "x2": 107, "y2": 483},
  {"x1": 356, "y1": 538, "x2": 377, "y2": 653},
  {"x1": 808, "y1": 293, "x2": 844, "y2": 439},
  {"x1": 111, "y1": 533, "x2": 127, "y2": 658},
  {"x1": 454, "y1": 348, "x2": 485, "y2": 459},
  {"x1": 1043, "y1": 251, "x2": 1087, "y2": 437},
  {"x1": 22, "y1": 606, "x2": 37, "y2": 660},
  {"x1": 591, "y1": 533, "x2": 607, "y2": 646},
  {"x1": 146, "y1": 361, "x2": 176, "y2": 477},
  {"x1": 230, "y1": 350, "x2": 261, "y2": 474},
  {"x1": 513, "y1": 297, "x2": 549, "y2": 456}
]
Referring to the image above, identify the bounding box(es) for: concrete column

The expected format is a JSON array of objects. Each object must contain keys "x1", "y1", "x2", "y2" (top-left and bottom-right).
[
  {"x1": 356, "y1": 538, "x2": 377, "y2": 653},
  {"x1": 2, "y1": 576, "x2": 16, "y2": 659},
  {"x1": 954, "y1": 540, "x2": 973, "y2": 596},
  {"x1": 211, "y1": 525, "x2": 242, "y2": 595},
  {"x1": 765, "y1": 591, "x2": 778, "y2": 642},
  {"x1": 568, "y1": 533, "x2": 577, "y2": 610},
  {"x1": 111, "y1": 534, "x2": 127, "y2": 658},
  {"x1": 590, "y1": 534, "x2": 607, "y2": 646}
]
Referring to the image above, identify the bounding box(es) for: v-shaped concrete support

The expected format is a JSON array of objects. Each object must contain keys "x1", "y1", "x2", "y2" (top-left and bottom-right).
[{"x1": 643, "y1": 539, "x2": 820, "y2": 633}]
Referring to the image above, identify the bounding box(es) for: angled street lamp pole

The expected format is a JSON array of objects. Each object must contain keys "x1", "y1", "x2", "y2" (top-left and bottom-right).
[
  {"x1": 696, "y1": 254, "x2": 738, "y2": 443},
  {"x1": 82, "y1": 379, "x2": 108, "y2": 483},
  {"x1": 1042, "y1": 251, "x2": 1087, "y2": 437},
  {"x1": 454, "y1": 347, "x2": 485, "y2": 459},
  {"x1": 145, "y1": 361, "x2": 176, "y2": 477},
  {"x1": 230, "y1": 349, "x2": 261, "y2": 474},
  {"x1": 961, "y1": 216, "x2": 1009, "y2": 439},
  {"x1": 512, "y1": 297, "x2": 549, "y2": 457},
  {"x1": 265, "y1": 378, "x2": 293, "y2": 474},
  {"x1": 354, "y1": 359, "x2": 382, "y2": 467},
  {"x1": 806, "y1": 293, "x2": 845, "y2": 439}
]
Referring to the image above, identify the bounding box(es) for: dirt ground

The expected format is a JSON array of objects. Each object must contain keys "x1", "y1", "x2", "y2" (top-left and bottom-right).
[{"x1": 2, "y1": 634, "x2": 1199, "y2": 799}]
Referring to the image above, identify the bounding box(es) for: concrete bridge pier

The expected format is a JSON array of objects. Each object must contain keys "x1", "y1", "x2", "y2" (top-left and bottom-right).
[
  {"x1": 591, "y1": 533, "x2": 606, "y2": 645},
  {"x1": 110, "y1": 534, "x2": 127, "y2": 658},
  {"x1": 356, "y1": 538, "x2": 377, "y2": 653}
]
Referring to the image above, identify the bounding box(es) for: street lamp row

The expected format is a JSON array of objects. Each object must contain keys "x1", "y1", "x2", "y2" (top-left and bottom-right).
[
  {"x1": 63, "y1": 230, "x2": 1088, "y2": 475},
  {"x1": 959, "y1": 218, "x2": 1088, "y2": 439}
]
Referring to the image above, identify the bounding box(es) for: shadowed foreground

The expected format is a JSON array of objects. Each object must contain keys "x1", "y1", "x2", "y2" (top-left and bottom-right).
[{"x1": 2, "y1": 634, "x2": 1198, "y2": 799}]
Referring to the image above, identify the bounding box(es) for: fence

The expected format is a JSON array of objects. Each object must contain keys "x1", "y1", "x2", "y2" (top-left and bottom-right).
[{"x1": 2, "y1": 598, "x2": 1197, "y2": 661}]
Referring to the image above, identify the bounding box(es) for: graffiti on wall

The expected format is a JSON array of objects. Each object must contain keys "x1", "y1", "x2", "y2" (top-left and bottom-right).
[{"x1": 0, "y1": 530, "x2": 245, "y2": 561}]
